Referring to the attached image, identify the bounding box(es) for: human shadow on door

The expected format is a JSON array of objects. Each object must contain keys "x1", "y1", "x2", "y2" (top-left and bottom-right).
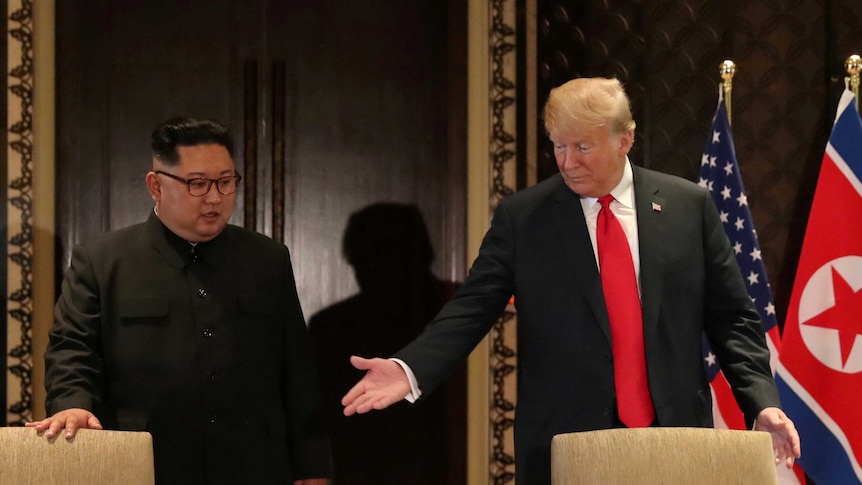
[{"x1": 308, "y1": 202, "x2": 466, "y2": 485}]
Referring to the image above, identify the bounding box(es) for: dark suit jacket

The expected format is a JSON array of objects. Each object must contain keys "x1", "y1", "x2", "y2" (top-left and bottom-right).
[
  {"x1": 396, "y1": 166, "x2": 780, "y2": 484},
  {"x1": 46, "y1": 214, "x2": 331, "y2": 484}
]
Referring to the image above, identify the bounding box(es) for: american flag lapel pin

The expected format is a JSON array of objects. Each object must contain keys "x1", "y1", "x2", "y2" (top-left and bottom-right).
[{"x1": 651, "y1": 201, "x2": 662, "y2": 212}]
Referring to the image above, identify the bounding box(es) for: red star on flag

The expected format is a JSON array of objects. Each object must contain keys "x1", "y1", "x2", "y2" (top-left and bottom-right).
[{"x1": 802, "y1": 266, "x2": 862, "y2": 367}]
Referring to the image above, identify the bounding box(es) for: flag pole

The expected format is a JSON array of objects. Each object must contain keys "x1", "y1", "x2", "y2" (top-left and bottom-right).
[
  {"x1": 846, "y1": 54, "x2": 861, "y2": 110},
  {"x1": 720, "y1": 60, "x2": 736, "y2": 124}
]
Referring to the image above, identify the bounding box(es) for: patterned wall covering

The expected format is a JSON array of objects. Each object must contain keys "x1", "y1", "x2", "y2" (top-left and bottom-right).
[
  {"x1": 490, "y1": 0, "x2": 519, "y2": 482},
  {"x1": 534, "y1": 0, "x2": 862, "y2": 328},
  {"x1": 5, "y1": 0, "x2": 34, "y2": 426},
  {"x1": 0, "y1": 0, "x2": 7, "y2": 427}
]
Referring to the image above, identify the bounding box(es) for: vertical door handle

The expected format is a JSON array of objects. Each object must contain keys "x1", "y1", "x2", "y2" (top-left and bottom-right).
[
  {"x1": 271, "y1": 60, "x2": 287, "y2": 244},
  {"x1": 243, "y1": 59, "x2": 258, "y2": 231}
]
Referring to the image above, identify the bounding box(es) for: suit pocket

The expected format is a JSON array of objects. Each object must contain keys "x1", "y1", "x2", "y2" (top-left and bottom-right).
[
  {"x1": 237, "y1": 412, "x2": 291, "y2": 483},
  {"x1": 235, "y1": 293, "x2": 282, "y2": 371},
  {"x1": 237, "y1": 292, "x2": 279, "y2": 318},
  {"x1": 119, "y1": 296, "x2": 168, "y2": 324},
  {"x1": 664, "y1": 256, "x2": 698, "y2": 276},
  {"x1": 661, "y1": 256, "x2": 704, "y2": 308}
]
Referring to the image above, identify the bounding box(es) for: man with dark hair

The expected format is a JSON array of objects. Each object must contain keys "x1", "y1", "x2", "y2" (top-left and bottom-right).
[{"x1": 29, "y1": 117, "x2": 330, "y2": 485}]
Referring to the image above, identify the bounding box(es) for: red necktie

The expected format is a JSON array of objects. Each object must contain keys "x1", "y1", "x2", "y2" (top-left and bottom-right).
[{"x1": 597, "y1": 195, "x2": 654, "y2": 427}]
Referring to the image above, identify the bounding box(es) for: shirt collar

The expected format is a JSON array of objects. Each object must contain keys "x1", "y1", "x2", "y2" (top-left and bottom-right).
[
  {"x1": 583, "y1": 157, "x2": 635, "y2": 210},
  {"x1": 147, "y1": 213, "x2": 228, "y2": 268}
]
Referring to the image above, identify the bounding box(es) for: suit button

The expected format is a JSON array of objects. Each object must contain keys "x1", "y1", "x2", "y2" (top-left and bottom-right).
[
  {"x1": 198, "y1": 288, "x2": 207, "y2": 298},
  {"x1": 606, "y1": 354, "x2": 613, "y2": 362},
  {"x1": 603, "y1": 407, "x2": 611, "y2": 416},
  {"x1": 202, "y1": 328, "x2": 213, "y2": 338},
  {"x1": 208, "y1": 371, "x2": 217, "y2": 381},
  {"x1": 209, "y1": 416, "x2": 217, "y2": 424}
]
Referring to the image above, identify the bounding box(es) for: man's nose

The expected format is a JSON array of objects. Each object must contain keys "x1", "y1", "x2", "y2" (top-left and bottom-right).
[
  {"x1": 203, "y1": 183, "x2": 223, "y2": 203},
  {"x1": 562, "y1": 150, "x2": 581, "y2": 169}
]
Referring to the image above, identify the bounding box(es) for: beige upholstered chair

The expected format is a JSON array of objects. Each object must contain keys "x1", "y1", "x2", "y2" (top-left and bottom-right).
[
  {"x1": 0, "y1": 427, "x2": 154, "y2": 484},
  {"x1": 551, "y1": 427, "x2": 778, "y2": 485}
]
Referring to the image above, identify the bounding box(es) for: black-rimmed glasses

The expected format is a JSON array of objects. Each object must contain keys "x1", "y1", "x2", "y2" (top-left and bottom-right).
[{"x1": 155, "y1": 170, "x2": 242, "y2": 196}]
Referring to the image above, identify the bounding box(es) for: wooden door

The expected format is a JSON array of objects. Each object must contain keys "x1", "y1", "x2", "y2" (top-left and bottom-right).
[{"x1": 56, "y1": 0, "x2": 465, "y2": 318}]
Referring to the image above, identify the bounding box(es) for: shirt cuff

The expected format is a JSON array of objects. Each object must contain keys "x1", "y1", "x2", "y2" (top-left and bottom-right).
[{"x1": 390, "y1": 358, "x2": 422, "y2": 403}]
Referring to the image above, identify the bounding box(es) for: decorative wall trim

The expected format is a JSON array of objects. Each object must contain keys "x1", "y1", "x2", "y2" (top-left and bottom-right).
[
  {"x1": 5, "y1": 0, "x2": 34, "y2": 426},
  {"x1": 489, "y1": 0, "x2": 518, "y2": 483}
]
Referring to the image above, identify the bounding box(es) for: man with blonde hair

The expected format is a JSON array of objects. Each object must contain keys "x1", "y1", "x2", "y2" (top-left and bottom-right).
[{"x1": 342, "y1": 77, "x2": 800, "y2": 484}]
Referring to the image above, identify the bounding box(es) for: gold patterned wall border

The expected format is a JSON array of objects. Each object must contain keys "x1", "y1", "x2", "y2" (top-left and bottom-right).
[
  {"x1": 6, "y1": 0, "x2": 33, "y2": 426},
  {"x1": 490, "y1": 0, "x2": 518, "y2": 483},
  {"x1": 490, "y1": 304, "x2": 517, "y2": 484}
]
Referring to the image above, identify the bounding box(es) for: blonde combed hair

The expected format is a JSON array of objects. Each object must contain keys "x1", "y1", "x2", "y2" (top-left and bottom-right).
[{"x1": 543, "y1": 77, "x2": 636, "y2": 138}]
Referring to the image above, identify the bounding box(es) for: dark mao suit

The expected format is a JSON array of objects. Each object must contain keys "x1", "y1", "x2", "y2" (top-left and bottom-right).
[
  {"x1": 396, "y1": 165, "x2": 780, "y2": 484},
  {"x1": 46, "y1": 214, "x2": 330, "y2": 484}
]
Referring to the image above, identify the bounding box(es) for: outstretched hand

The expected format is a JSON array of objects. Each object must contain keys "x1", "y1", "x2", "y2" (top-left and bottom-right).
[
  {"x1": 25, "y1": 408, "x2": 103, "y2": 439},
  {"x1": 342, "y1": 356, "x2": 411, "y2": 416},
  {"x1": 755, "y1": 407, "x2": 801, "y2": 469}
]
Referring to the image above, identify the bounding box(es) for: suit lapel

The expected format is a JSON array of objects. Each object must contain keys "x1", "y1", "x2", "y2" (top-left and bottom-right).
[
  {"x1": 632, "y1": 166, "x2": 667, "y2": 335},
  {"x1": 550, "y1": 179, "x2": 611, "y2": 345}
]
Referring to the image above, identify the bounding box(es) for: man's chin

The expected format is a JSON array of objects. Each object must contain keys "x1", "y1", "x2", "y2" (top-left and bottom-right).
[
  {"x1": 563, "y1": 179, "x2": 592, "y2": 196},
  {"x1": 193, "y1": 221, "x2": 227, "y2": 241}
]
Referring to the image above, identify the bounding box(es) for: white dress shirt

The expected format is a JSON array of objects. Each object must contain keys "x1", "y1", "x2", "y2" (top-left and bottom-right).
[
  {"x1": 581, "y1": 159, "x2": 642, "y2": 294},
  {"x1": 396, "y1": 159, "x2": 642, "y2": 402}
]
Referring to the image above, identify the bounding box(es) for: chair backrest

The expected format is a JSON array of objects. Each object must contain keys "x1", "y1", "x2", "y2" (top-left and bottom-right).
[
  {"x1": 0, "y1": 427, "x2": 154, "y2": 485},
  {"x1": 551, "y1": 427, "x2": 778, "y2": 485}
]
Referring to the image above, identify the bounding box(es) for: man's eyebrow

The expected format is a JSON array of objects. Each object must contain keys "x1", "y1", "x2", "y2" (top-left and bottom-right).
[{"x1": 184, "y1": 169, "x2": 235, "y2": 177}]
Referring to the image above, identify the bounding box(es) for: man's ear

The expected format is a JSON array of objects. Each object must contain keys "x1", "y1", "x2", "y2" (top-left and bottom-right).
[
  {"x1": 145, "y1": 171, "x2": 161, "y2": 202},
  {"x1": 617, "y1": 130, "x2": 634, "y2": 156}
]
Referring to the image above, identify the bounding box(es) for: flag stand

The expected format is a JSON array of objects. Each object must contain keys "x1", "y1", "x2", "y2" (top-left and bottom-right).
[
  {"x1": 720, "y1": 60, "x2": 736, "y2": 124},
  {"x1": 775, "y1": 56, "x2": 862, "y2": 485},
  {"x1": 698, "y1": 58, "x2": 782, "y2": 435},
  {"x1": 846, "y1": 54, "x2": 860, "y2": 110}
]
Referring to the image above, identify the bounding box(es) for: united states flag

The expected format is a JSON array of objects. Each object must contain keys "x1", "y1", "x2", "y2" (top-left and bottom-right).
[
  {"x1": 698, "y1": 94, "x2": 803, "y2": 483},
  {"x1": 775, "y1": 83, "x2": 862, "y2": 485}
]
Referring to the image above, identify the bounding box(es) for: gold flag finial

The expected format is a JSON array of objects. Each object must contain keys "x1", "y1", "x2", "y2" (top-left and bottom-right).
[
  {"x1": 846, "y1": 54, "x2": 861, "y2": 109},
  {"x1": 720, "y1": 60, "x2": 736, "y2": 123}
]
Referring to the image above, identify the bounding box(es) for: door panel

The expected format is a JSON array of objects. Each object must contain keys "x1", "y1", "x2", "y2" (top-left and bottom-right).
[
  {"x1": 56, "y1": 0, "x2": 466, "y2": 483},
  {"x1": 56, "y1": 0, "x2": 465, "y2": 317},
  {"x1": 266, "y1": 1, "x2": 455, "y2": 313},
  {"x1": 57, "y1": 0, "x2": 250, "y2": 247},
  {"x1": 56, "y1": 3, "x2": 467, "y2": 483}
]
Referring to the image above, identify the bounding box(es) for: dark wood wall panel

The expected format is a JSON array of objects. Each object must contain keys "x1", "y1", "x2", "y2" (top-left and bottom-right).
[
  {"x1": 55, "y1": 0, "x2": 466, "y2": 318},
  {"x1": 534, "y1": 0, "x2": 862, "y2": 327}
]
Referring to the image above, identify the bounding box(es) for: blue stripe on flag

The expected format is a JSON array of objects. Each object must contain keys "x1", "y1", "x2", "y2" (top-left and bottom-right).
[
  {"x1": 776, "y1": 374, "x2": 861, "y2": 484},
  {"x1": 830, "y1": 97, "x2": 862, "y2": 181}
]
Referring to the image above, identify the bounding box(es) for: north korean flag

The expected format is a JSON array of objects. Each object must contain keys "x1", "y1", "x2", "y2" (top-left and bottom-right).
[{"x1": 776, "y1": 84, "x2": 862, "y2": 484}]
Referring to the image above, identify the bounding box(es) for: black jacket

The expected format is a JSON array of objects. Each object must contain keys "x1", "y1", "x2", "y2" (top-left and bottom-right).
[{"x1": 47, "y1": 214, "x2": 331, "y2": 484}]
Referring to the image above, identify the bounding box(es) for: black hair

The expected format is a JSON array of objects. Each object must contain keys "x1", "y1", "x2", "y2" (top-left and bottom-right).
[{"x1": 150, "y1": 116, "x2": 234, "y2": 166}]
